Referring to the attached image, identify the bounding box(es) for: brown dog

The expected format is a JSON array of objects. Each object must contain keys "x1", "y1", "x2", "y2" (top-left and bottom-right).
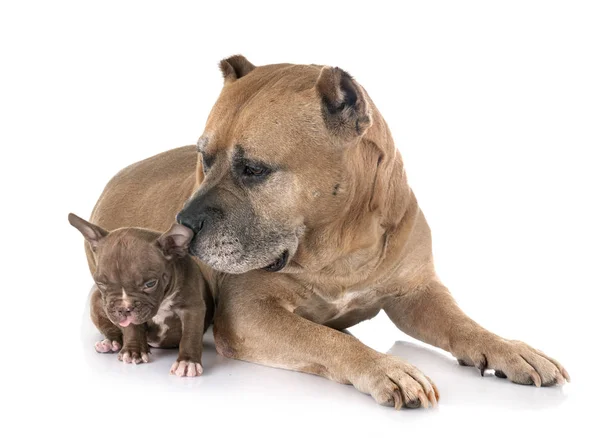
[
  {"x1": 69, "y1": 213, "x2": 213, "y2": 376},
  {"x1": 83, "y1": 56, "x2": 569, "y2": 408}
]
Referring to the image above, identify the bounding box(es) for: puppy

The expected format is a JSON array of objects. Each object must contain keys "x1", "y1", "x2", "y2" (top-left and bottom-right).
[{"x1": 69, "y1": 213, "x2": 213, "y2": 377}]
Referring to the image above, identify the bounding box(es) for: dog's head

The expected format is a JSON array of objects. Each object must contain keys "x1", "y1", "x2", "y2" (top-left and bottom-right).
[
  {"x1": 69, "y1": 213, "x2": 193, "y2": 326},
  {"x1": 177, "y1": 56, "x2": 389, "y2": 274}
]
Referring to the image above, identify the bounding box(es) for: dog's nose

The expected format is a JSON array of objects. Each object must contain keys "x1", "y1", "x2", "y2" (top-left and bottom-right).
[
  {"x1": 118, "y1": 307, "x2": 133, "y2": 316},
  {"x1": 176, "y1": 211, "x2": 204, "y2": 235},
  {"x1": 177, "y1": 190, "x2": 223, "y2": 236}
]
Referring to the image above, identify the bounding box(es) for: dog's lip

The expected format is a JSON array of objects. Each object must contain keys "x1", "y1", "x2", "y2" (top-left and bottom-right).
[
  {"x1": 118, "y1": 315, "x2": 135, "y2": 327},
  {"x1": 263, "y1": 250, "x2": 289, "y2": 272},
  {"x1": 114, "y1": 314, "x2": 152, "y2": 327}
]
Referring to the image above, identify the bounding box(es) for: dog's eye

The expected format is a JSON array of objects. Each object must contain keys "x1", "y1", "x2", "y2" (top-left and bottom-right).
[
  {"x1": 234, "y1": 154, "x2": 272, "y2": 183},
  {"x1": 201, "y1": 152, "x2": 215, "y2": 171},
  {"x1": 243, "y1": 164, "x2": 267, "y2": 177},
  {"x1": 144, "y1": 279, "x2": 157, "y2": 289}
]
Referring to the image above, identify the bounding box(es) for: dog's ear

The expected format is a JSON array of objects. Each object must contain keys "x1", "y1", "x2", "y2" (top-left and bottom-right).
[
  {"x1": 157, "y1": 223, "x2": 194, "y2": 259},
  {"x1": 219, "y1": 55, "x2": 256, "y2": 84},
  {"x1": 68, "y1": 213, "x2": 108, "y2": 251},
  {"x1": 316, "y1": 66, "x2": 373, "y2": 139}
]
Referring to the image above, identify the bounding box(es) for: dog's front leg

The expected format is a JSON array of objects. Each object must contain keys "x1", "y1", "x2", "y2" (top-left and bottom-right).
[
  {"x1": 118, "y1": 324, "x2": 149, "y2": 364},
  {"x1": 90, "y1": 287, "x2": 122, "y2": 353},
  {"x1": 213, "y1": 274, "x2": 439, "y2": 409},
  {"x1": 384, "y1": 279, "x2": 569, "y2": 386},
  {"x1": 170, "y1": 307, "x2": 206, "y2": 377}
]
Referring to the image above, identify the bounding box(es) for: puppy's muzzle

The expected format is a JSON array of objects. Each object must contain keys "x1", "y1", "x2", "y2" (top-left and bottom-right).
[{"x1": 117, "y1": 306, "x2": 133, "y2": 317}]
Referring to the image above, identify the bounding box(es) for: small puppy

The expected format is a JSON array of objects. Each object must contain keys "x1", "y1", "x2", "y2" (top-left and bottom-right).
[{"x1": 69, "y1": 213, "x2": 213, "y2": 377}]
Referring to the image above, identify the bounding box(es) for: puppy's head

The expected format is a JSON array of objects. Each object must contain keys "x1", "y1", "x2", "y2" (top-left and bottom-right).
[
  {"x1": 68, "y1": 214, "x2": 193, "y2": 326},
  {"x1": 177, "y1": 56, "x2": 377, "y2": 274}
]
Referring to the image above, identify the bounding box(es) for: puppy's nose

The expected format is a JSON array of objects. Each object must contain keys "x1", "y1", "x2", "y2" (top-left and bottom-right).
[{"x1": 118, "y1": 307, "x2": 133, "y2": 316}]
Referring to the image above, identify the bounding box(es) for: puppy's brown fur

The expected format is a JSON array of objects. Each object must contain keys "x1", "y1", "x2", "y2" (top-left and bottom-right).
[
  {"x1": 70, "y1": 214, "x2": 213, "y2": 376},
  {"x1": 83, "y1": 56, "x2": 569, "y2": 407}
]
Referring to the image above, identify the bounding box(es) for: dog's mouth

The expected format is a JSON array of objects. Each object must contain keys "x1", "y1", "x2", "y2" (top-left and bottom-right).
[
  {"x1": 118, "y1": 315, "x2": 135, "y2": 327},
  {"x1": 110, "y1": 309, "x2": 154, "y2": 328},
  {"x1": 263, "y1": 250, "x2": 289, "y2": 272}
]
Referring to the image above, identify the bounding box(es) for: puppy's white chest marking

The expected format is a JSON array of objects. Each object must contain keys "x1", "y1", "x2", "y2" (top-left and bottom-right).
[{"x1": 149, "y1": 296, "x2": 176, "y2": 347}]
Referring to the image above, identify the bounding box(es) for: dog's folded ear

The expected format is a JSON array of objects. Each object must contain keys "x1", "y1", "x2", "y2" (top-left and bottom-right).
[
  {"x1": 157, "y1": 223, "x2": 194, "y2": 259},
  {"x1": 219, "y1": 55, "x2": 256, "y2": 84},
  {"x1": 316, "y1": 66, "x2": 373, "y2": 139},
  {"x1": 68, "y1": 213, "x2": 108, "y2": 252}
]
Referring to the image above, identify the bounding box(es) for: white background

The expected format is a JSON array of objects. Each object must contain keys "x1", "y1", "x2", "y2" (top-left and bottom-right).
[{"x1": 1, "y1": 1, "x2": 598, "y2": 436}]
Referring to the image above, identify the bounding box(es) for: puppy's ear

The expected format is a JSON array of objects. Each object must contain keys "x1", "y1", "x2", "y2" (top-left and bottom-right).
[
  {"x1": 219, "y1": 55, "x2": 256, "y2": 84},
  {"x1": 68, "y1": 213, "x2": 108, "y2": 251},
  {"x1": 316, "y1": 66, "x2": 372, "y2": 139},
  {"x1": 157, "y1": 223, "x2": 194, "y2": 259}
]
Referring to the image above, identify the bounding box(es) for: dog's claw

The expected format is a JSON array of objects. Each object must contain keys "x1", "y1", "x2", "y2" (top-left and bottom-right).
[
  {"x1": 118, "y1": 348, "x2": 149, "y2": 365},
  {"x1": 95, "y1": 338, "x2": 121, "y2": 353},
  {"x1": 391, "y1": 389, "x2": 402, "y2": 410},
  {"x1": 478, "y1": 354, "x2": 488, "y2": 376},
  {"x1": 170, "y1": 360, "x2": 203, "y2": 377},
  {"x1": 425, "y1": 377, "x2": 439, "y2": 406}
]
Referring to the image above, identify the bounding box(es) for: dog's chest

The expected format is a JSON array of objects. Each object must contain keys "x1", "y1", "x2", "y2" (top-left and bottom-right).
[
  {"x1": 294, "y1": 288, "x2": 381, "y2": 326},
  {"x1": 328, "y1": 291, "x2": 367, "y2": 313},
  {"x1": 147, "y1": 296, "x2": 181, "y2": 348}
]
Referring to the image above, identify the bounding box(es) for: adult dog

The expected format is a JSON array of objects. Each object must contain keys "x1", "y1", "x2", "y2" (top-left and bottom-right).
[{"x1": 89, "y1": 55, "x2": 568, "y2": 409}]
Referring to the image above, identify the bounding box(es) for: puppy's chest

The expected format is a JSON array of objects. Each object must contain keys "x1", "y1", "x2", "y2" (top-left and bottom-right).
[{"x1": 146, "y1": 297, "x2": 182, "y2": 348}]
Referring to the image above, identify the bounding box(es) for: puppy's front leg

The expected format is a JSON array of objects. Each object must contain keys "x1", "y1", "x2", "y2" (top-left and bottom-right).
[
  {"x1": 384, "y1": 279, "x2": 569, "y2": 386},
  {"x1": 118, "y1": 324, "x2": 149, "y2": 365},
  {"x1": 170, "y1": 306, "x2": 206, "y2": 377},
  {"x1": 90, "y1": 287, "x2": 122, "y2": 353}
]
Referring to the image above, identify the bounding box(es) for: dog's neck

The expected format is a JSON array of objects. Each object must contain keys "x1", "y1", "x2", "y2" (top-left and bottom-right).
[{"x1": 290, "y1": 113, "x2": 413, "y2": 288}]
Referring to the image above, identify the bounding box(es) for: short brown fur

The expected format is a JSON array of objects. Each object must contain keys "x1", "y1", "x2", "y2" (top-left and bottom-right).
[
  {"x1": 82, "y1": 56, "x2": 569, "y2": 407},
  {"x1": 70, "y1": 214, "x2": 213, "y2": 375}
]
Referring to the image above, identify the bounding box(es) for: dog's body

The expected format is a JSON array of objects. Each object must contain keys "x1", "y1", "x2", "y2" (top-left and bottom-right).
[
  {"x1": 86, "y1": 57, "x2": 568, "y2": 407},
  {"x1": 70, "y1": 214, "x2": 213, "y2": 376}
]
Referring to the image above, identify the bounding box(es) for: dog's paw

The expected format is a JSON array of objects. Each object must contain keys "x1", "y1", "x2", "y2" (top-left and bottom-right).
[
  {"x1": 359, "y1": 355, "x2": 439, "y2": 409},
  {"x1": 455, "y1": 338, "x2": 569, "y2": 387},
  {"x1": 170, "y1": 360, "x2": 203, "y2": 377},
  {"x1": 117, "y1": 347, "x2": 149, "y2": 364},
  {"x1": 95, "y1": 339, "x2": 121, "y2": 353}
]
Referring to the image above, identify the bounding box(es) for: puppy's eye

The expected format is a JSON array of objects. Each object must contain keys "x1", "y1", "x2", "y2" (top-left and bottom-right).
[
  {"x1": 144, "y1": 279, "x2": 157, "y2": 289},
  {"x1": 243, "y1": 164, "x2": 267, "y2": 177}
]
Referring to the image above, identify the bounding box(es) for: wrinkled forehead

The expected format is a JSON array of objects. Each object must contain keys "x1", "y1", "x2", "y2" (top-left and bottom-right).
[
  {"x1": 199, "y1": 65, "x2": 329, "y2": 161},
  {"x1": 95, "y1": 231, "x2": 165, "y2": 283}
]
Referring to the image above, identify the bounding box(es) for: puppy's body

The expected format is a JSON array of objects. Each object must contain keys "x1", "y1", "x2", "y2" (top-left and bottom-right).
[
  {"x1": 83, "y1": 57, "x2": 569, "y2": 407},
  {"x1": 70, "y1": 214, "x2": 213, "y2": 376}
]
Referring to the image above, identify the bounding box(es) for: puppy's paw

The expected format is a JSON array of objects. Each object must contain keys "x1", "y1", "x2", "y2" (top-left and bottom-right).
[
  {"x1": 118, "y1": 347, "x2": 149, "y2": 364},
  {"x1": 170, "y1": 360, "x2": 203, "y2": 377},
  {"x1": 455, "y1": 338, "x2": 569, "y2": 387},
  {"x1": 95, "y1": 339, "x2": 121, "y2": 353},
  {"x1": 359, "y1": 355, "x2": 439, "y2": 409}
]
